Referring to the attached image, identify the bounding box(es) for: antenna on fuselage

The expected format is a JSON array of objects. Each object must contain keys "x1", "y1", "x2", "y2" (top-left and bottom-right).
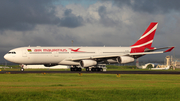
[{"x1": 72, "y1": 40, "x2": 74, "y2": 46}]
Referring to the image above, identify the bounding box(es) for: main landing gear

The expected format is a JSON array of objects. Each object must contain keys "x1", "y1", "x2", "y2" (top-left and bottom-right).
[
  {"x1": 70, "y1": 65, "x2": 107, "y2": 72},
  {"x1": 86, "y1": 64, "x2": 107, "y2": 72},
  {"x1": 70, "y1": 66, "x2": 82, "y2": 71},
  {"x1": 85, "y1": 67, "x2": 103, "y2": 72}
]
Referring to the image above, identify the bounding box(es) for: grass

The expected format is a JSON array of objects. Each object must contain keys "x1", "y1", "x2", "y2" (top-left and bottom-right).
[
  {"x1": 0, "y1": 73, "x2": 180, "y2": 101},
  {"x1": 106, "y1": 65, "x2": 137, "y2": 69}
]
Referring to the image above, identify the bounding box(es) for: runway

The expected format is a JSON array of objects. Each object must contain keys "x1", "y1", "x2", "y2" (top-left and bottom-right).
[{"x1": 1, "y1": 71, "x2": 180, "y2": 74}]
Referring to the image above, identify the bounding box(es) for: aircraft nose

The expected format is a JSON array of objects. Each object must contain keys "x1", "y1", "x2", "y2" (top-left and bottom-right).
[
  {"x1": 4, "y1": 53, "x2": 18, "y2": 63},
  {"x1": 4, "y1": 54, "x2": 10, "y2": 61},
  {"x1": 4, "y1": 54, "x2": 8, "y2": 60}
]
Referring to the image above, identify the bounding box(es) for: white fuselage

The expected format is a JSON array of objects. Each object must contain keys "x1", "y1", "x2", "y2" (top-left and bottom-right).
[{"x1": 4, "y1": 46, "x2": 132, "y2": 66}]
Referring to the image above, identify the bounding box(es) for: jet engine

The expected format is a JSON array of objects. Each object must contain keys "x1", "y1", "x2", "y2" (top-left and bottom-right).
[
  {"x1": 106, "y1": 56, "x2": 134, "y2": 64},
  {"x1": 117, "y1": 56, "x2": 135, "y2": 64},
  {"x1": 80, "y1": 60, "x2": 97, "y2": 67}
]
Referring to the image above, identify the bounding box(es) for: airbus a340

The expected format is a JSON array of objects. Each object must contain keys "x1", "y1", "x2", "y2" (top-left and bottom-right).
[{"x1": 4, "y1": 22, "x2": 174, "y2": 71}]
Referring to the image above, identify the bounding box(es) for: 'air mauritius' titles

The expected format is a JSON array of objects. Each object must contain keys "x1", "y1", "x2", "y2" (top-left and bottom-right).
[
  {"x1": 28, "y1": 48, "x2": 85, "y2": 52},
  {"x1": 31, "y1": 49, "x2": 68, "y2": 52}
]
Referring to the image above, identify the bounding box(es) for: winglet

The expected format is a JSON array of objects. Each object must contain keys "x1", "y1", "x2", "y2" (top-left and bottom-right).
[{"x1": 164, "y1": 47, "x2": 174, "y2": 53}]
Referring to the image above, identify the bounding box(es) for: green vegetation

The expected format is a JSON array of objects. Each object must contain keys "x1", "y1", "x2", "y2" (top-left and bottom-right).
[
  {"x1": 106, "y1": 65, "x2": 137, "y2": 69},
  {"x1": 0, "y1": 65, "x2": 20, "y2": 68},
  {"x1": 0, "y1": 73, "x2": 180, "y2": 101},
  {"x1": 146, "y1": 64, "x2": 153, "y2": 69}
]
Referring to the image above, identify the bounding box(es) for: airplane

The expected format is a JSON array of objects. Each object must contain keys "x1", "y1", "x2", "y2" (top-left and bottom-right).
[{"x1": 4, "y1": 22, "x2": 174, "y2": 72}]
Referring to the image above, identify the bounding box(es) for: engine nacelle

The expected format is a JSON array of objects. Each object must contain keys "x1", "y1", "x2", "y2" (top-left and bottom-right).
[
  {"x1": 80, "y1": 60, "x2": 97, "y2": 67},
  {"x1": 117, "y1": 56, "x2": 135, "y2": 64},
  {"x1": 106, "y1": 56, "x2": 134, "y2": 64}
]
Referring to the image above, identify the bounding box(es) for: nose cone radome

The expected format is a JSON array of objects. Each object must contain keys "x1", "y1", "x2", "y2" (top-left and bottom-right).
[
  {"x1": 4, "y1": 54, "x2": 12, "y2": 62},
  {"x1": 4, "y1": 54, "x2": 8, "y2": 60},
  {"x1": 4, "y1": 54, "x2": 16, "y2": 63}
]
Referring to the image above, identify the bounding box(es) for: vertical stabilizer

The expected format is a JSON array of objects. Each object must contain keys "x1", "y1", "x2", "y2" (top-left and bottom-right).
[
  {"x1": 130, "y1": 22, "x2": 158, "y2": 53},
  {"x1": 131, "y1": 22, "x2": 158, "y2": 49}
]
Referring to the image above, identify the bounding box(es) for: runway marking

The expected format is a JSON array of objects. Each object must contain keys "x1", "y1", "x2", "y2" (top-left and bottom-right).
[
  {"x1": 117, "y1": 74, "x2": 121, "y2": 77},
  {"x1": 79, "y1": 73, "x2": 82, "y2": 76}
]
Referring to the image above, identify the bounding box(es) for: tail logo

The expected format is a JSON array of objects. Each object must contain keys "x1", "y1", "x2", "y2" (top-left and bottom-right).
[
  {"x1": 131, "y1": 22, "x2": 158, "y2": 49},
  {"x1": 69, "y1": 48, "x2": 85, "y2": 52}
]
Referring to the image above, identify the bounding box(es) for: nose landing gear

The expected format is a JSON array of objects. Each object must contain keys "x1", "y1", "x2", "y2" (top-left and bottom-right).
[{"x1": 20, "y1": 64, "x2": 24, "y2": 72}]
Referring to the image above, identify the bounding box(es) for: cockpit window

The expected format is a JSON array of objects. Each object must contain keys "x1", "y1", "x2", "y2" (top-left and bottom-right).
[{"x1": 8, "y1": 52, "x2": 16, "y2": 54}]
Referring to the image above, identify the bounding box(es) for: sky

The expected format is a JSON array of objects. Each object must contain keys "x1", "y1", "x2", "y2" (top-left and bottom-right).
[{"x1": 0, "y1": 0, "x2": 179, "y2": 63}]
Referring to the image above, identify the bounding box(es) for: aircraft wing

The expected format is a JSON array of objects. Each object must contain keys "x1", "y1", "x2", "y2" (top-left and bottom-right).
[
  {"x1": 66, "y1": 54, "x2": 124, "y2": 61},
  {"x1": 67, "y1": 47, "x2": 174, "y2": 61}
]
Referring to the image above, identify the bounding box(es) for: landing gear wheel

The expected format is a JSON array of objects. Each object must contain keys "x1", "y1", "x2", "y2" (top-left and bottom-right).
[
  {"x1": 90, "y1": 68, "x2": 103, "y2": 72},
  {"x1": 91, "y1": 68, "x2": 96, "y2": 72},
  {"x1": 91, "y1": 68, "x2": 94, "y2": 72},
  {"x1": 75, "y1": 68, "x2": 78, "y2": 71},
  {"x1": 100, "y1": 68, "x2": 103, "y2": 72},
  {"x1": 86, "y1": 68, "x2": 89, "y2": 72},
  {"x1": 20, "y1": 68, "x2": 24, "y2": 72},
  {"x1": 78, "y1": 68, "x2": 82, "y2": 71},
  {"x1": 70, "y1": 67, "x2": 82, "y2": 71}
]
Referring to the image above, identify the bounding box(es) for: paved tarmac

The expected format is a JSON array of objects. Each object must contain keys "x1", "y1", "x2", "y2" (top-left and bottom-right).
[{"x1": 1, "y1": 71, "x2": 180, "y2": 74}]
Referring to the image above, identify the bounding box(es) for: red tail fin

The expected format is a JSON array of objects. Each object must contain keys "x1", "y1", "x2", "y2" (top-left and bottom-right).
[{"x1": 130, "y1": 22, "x2": 158, "y2": 52}]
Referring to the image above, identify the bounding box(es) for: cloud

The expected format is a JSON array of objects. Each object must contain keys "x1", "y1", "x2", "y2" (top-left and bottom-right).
[
  {"x1": 59, "y1": 9, "x2": 84, "y2": 28},
  {"x1": 112, "y1": 0, "x2": 180, "y2": 14},
  {"x1": 0, "y1": 0, "x2": 60, "y2": 31},
  {"x1": 98, "y1": 6, "x2": 119, "y2": 27},
  {"x1": 0, "y1": 0, "x2": 86, "y2": 31}
]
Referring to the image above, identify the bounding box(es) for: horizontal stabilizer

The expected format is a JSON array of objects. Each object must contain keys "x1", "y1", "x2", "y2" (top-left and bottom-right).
[
  {"x1": 129, "y1": 47, "x2": 175, "y2": 56},
  {"x1": 164, "y1": 47, "x2": 174, "y2": 52}
]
